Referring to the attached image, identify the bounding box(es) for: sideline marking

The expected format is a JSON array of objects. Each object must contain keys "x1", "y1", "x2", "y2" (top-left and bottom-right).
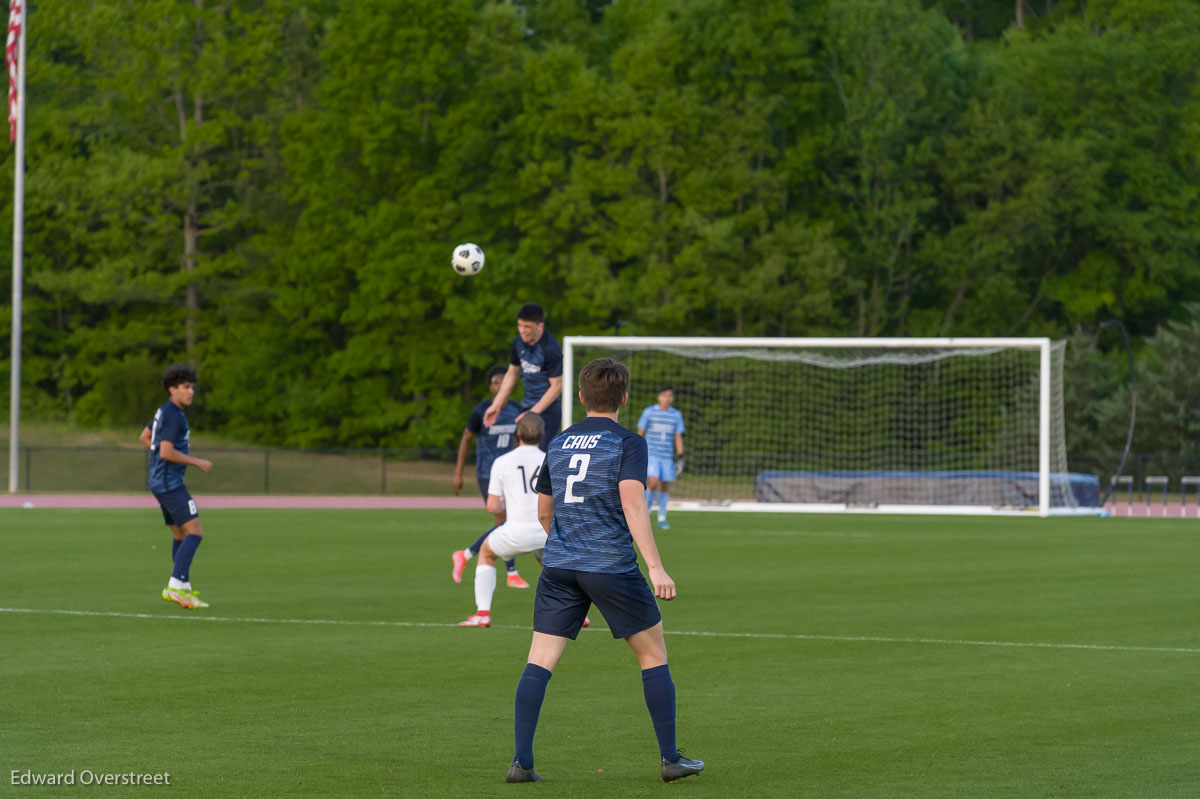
[{"x1": 2, "y1": 607, "x2": 1198, "y2": 655}]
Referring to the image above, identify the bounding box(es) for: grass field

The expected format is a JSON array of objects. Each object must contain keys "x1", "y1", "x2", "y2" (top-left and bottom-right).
[{"x1": 2, "y1": 509, "x2": 1198, "y2": 797}]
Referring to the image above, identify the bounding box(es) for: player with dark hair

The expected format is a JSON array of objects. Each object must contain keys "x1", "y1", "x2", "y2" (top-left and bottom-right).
[
  {"x1": 139, "y1": 365, "x2": 213, "y2": 610},
  {"x1": 505, "y1": 358, "x2": 704, "y2": 784},
  {"x1": 482, "y1": 303, "x2": 563, "y2": 452},
  {"x1": 458, "y1": 413, "x2": 549, "y2": 627},
  {"x1": 636, "y1": 385, "x2": 685, "y2": 530},
  {"x1": 451, "y1": 366, "x2": 528, "y2": 588}
]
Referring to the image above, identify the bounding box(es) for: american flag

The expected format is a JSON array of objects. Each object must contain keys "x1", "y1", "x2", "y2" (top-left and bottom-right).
[{"x1": 6, "y1": 0, "x2": 21, "y2": 143}]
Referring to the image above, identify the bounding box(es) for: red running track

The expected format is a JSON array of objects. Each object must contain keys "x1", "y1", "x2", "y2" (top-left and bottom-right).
[{"x1": 0, "y1": 494, "x2": 480, "y2": 510}]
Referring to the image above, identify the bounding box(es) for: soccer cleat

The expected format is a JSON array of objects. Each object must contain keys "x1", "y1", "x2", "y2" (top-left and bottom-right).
[
  {"x1": 582, "y1": 616, "x2": 591, "y2": 628},
  {"x1": 506, "y1": 572, "x2": 530, "y2": 589},
  {"x1": 162, "y1": 587, "x2": 200, "y2": 610},
  {"x1": 506, "y1": 759, "x2": 543, "y2": 783},
  {"x1": 183, "y1": 589, "x2": 209, "y2": 608},
  {"x1": 458, "y1": 613, "x2": 491, "y2": 628},
  {"x1": 657, "y1": 519, "x2": 670, "y2": 530},
  {"x1": 661, "y1": 751, "x2": 704, "y2": 783},
  {"x1": 451, "y1": 550, "x2": 469, "y2": 584}
]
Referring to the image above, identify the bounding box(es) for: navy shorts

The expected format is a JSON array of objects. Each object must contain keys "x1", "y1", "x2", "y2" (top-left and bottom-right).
[
  {"x1": 154, "y1": 486, "x2": 198, "y2": 527},
  {"x1": 533, "y1": 565, "x2": 662, "y2": 640}
]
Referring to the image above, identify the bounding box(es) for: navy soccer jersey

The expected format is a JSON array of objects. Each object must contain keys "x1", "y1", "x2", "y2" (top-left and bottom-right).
[
  {"x1": 636, "y1": 405, "x2": 685, "y2": 461},
  {"x1": 509, "y1": 332, "x2": 563, "y2": 412},
  {"x1": 535, "y1": 416, "x2": 648, "y2": 573},
  {"x1": 147, "y1": 401, "x2": 190, "y2": 494},
  {"x1": 466, "y1": 399, "x2": 521, "y2": 481}
]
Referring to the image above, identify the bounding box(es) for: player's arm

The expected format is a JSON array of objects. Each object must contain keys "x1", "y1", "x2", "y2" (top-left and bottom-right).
[
  {"x1": 486, "y1": 492, "x2": 504, "y2": 515},
  {"x1": 620, "y1": 479, "x2": 675, "y2": 600},
  {"x1": 139, "y1": 427, "x2": 153, "y2": 449},
  {"x1": 452, "y1": 428, "x2": 474, "y2": 496},
  {"x1": 483, "y1": 365, "x2": 521, "y2": 426},
  {"x1": 527, "y1": 376, "x2": 562, "y2": 416},
  {"x1": 158, "y1": 440, "x2": 213, "y2": 475},
  {"x1": 536, "y1": 456, "x2": 554, "y2": 533},
  {"x1": 538, "y1": 492, "x2": 554, "y2": 535},
  {"x1": 674, "y1": 432, "x2": 684, "y2": 457}
]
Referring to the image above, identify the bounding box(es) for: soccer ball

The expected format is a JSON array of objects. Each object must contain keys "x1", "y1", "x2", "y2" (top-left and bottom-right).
[{"x1": 451, "y1": 243, "x2": 485, "y2": 276}]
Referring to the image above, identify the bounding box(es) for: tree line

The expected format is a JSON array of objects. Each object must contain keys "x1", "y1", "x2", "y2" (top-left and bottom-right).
[{"x1": 0, "y1": 0, "x2": 1197, "y2": 457}]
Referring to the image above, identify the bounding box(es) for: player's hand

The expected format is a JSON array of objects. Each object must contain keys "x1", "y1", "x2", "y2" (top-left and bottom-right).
[
  {"x1": 482, "y1": 403, "x2": 500, "y2": 427},
  {"x1": 194, "y1": 458, "x2": 213, "y2": 475},
  {"x1": 648, "y1": 565, "x2": 675, "y2": 601},
  {"x1": 674, "y1": 456, "x2": 684, "y2": 476},
  {"x1": 514, "y1": 411, "x2": 527, "y2": 423},
  {"x1": 451, "y1": 474, "x2": 463, "y2": 496}
]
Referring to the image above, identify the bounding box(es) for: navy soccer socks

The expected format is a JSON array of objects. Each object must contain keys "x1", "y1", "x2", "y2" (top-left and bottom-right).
[
  {"x1": 641, "y1": 664, "x2": 679, "y2": 762},
  {"x1": 513, "y1": 663, "x2": 552, "y2": 769},
  {"x1": 171, "y1": 534, "x2": 202, "y2": 583},
  {"x1": 171, "y1": 538, "x2": 182, "y2": 559}
]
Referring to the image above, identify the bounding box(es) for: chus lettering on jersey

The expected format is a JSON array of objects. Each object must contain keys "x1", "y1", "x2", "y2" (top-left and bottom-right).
[{"x1": 535, "y1": 417, "x2": 648, "y2": 574}]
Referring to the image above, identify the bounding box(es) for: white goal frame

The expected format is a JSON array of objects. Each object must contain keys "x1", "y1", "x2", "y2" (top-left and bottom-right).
[{"x1": 562, "y1": 336, "x2": 1060, "y2": 517}]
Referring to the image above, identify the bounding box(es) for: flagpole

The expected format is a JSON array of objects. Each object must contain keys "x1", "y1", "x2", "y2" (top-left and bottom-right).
[{"x1": 8, "y1": 0, "x2": 24, "y2": 493}]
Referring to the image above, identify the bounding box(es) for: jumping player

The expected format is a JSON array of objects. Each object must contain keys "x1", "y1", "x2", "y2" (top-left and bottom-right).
[
  {"x1": 482, "y1": 303, "x2": 562, "y2": 451},
  {"x1": 139, "y1": 365, "x2": 213, "y2": 610},
  {"x1": 451, "y1": 366, "x2": 528, "y2": 588},
  {"x1": 636, "y1": 385, "x2": 685, "y2": 530},
  {"x1": 506, "y1": 358, "x2": 704, "y2": 784}
]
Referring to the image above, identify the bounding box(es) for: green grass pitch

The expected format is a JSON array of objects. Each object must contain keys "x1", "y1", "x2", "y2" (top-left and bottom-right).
[{"x1": 2, "y1": 508, "x2": 1198, "y2": 797}]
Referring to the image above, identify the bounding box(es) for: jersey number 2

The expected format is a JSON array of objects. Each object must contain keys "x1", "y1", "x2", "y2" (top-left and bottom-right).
[{"x1": 564, "y1": 454, "x2": 591, "y2": 504}]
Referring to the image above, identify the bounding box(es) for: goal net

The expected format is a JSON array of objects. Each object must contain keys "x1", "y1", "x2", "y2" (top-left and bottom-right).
[{"x1": 562, "y1": 337, "x2": 1095, "y2": 516}]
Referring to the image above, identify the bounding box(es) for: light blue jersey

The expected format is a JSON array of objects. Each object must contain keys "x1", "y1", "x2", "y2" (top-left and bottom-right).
[{"x1": 636, "y1": 405, "x2": 684, "y2": 462}]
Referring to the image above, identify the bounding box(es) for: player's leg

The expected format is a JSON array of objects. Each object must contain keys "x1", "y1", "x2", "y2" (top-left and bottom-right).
[
  {"x1": 537, "y1": 407, "x2": 561, "y2": 454},
  {"x1": 656, "y1": 478, "x2": 673, "y2": 529},
  {"x1": 453, "y1": 483, "x2": 519, "y2": 583},
  {"x1": 585, "y1": 571, "x2": 701, "y2": 781},
  {"x1": 160, "y1": 520, "x2": 187, "y2": 604},
  {"x1": 655, "y1": 458, "x2": 677, "y2": 529},
  {"x1": 460, "y1": 537, "x2": 500, "y2": 627},
  {"x1": 646, "y1": 462, "x2": 662, "y2": 513},
  {"x1": 627, "y1": 624, "x2": 702, "y2": 781},
  {"x1": 509, "y1": 566, "x2": 587, "y2": 781},
  {"x1": 162, "y1": 489, "x2": 206, "y2": 609},
  {"x1": 169, "y1": 524, "x2": 185, "y2": 559}
]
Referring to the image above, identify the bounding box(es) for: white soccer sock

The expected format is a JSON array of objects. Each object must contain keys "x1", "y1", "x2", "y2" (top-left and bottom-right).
[
  {"x1": 658, "y1": 492, "x2": 669, "y2": 520},
  {"x1": 475, "y1": 564, "x2": 497, "y2": 612},
  {"x1": 167, "y1": 577, "x2": 185, "y2": 590},
  {"x1": 463, "y1": 549, "x2": 476, "y2": 561}
]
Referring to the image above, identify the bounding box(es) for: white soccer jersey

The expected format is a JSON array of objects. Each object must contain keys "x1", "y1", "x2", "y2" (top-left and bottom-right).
[{"x1": 486, "y1": 444, "x2": 546, "y2": 525}]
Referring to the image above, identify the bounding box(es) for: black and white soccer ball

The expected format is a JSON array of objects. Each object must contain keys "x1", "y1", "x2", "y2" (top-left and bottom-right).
[{"x1": 451, "y1": 243, "x2": 485, "y2": 276}]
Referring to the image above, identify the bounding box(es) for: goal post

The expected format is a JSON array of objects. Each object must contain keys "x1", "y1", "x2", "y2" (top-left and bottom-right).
[{"x1": 562, "y1": 336, "x2": 1098, "y2": 517}]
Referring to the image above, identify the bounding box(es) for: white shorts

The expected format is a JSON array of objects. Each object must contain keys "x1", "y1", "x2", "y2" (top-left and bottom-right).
[{"x1": 485, "y1": 521, "x2": 548, "y2": 561}]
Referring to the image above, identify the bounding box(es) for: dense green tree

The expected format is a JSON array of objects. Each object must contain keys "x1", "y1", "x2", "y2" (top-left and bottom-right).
[{"x1": 1, "y1": 0, "x2": 1198, "y2": 457}]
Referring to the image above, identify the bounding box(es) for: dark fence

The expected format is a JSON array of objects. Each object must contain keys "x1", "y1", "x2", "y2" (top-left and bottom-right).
[
  {"x1": 0, "y1": 445, "x2": 460, "y2": 495},
  {"x1": 1068, "y1": 453, "x2": 1200, "y2": 502}
]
